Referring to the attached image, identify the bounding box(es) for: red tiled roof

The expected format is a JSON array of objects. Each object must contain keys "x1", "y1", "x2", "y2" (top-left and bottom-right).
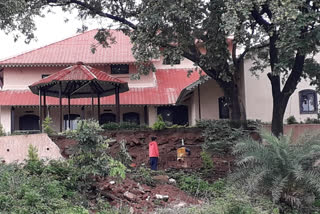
[
  {"x1": 0, "y1": 30, "x2": 145, "y2": 67},
  {"x1": 0, "y1": 69, "x2": 200, "y2": 106}
]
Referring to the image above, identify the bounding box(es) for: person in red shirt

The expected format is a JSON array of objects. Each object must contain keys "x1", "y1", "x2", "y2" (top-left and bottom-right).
[{"x1": 149, "y1": 136, "x2": 159, "y2": 170}]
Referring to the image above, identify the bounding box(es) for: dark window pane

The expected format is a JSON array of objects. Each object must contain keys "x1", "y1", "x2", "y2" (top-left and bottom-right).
[
  {"x1": 19, "y1": 115, "x2": 39, "y2": 130},
  {"x1": 100, "y1": 113, "x2": 116, "y2": 125},
  {"x1": 64, "y1": 114, "x2": 80, "y2": 130},
  {"x1": 219, "y1": 97, "x2": 230, "y2": 119},
  {"x1": 123, "y1": 112, "x2": 140, "y2": 124},
  {"x1": 110, "y1": 64, "x2": 129, "y2": 74},
  {"x1": 157, "y1": 106, "x2": 188, "y2": 125}
]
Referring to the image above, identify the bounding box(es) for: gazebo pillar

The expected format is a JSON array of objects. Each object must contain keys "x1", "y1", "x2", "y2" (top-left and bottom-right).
[
  {"x1": 39, "y1": 89, "x2": 42, "y2": 132},
  {"x1": 115, "y1": 86, "x2": 120, "y2": 123},
  {"x1": 68, "y1": 95, "x2": 71, "y2": 129},
  {"x1": 59, "y1": 82, "x2": 62, "y2": 132},
  {"x1": 97, "y1": 95, "x2": 101, "y2": 124},
  {"x1": 91, "y1": 95, "x2": 94, "y2": 119},
  {"x1": 43, "y1": 91, "x2": 47, "y2": 118}
]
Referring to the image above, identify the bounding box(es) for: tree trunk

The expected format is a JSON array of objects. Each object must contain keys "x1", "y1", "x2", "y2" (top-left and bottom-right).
[{"x1": 271, "y1": 96, "x2": 285, "y2": 137}]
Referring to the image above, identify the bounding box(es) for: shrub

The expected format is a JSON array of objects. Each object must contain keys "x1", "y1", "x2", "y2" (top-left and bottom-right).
[
  {"x1": 197, "y1": 120, "x2": 250, "y2": 153},
  {"x1": 131, "y1": 165, "x2": 156, "y2": 186},
  {"x1": 232, "y1": 131, "x2": 320, "y2": 208},
  {"x1": 42, "y1": 116, "x2": 56, "y2": 135},
  {"x1": 116, "y1": 139, "x2": 133, "y2": 167},
  {"x1": 286, "y1": 116, "x2": 298, "y2": 124},
  {"x1": 305, "y1": 117, "x2": 320, "y2": 124},
  {"x1": 152, "y1": 115, "x2": 166, "y2": 130},
  {"x1": 200, "y1": 151, "x2": 214, "y2": 176},
  {"x1": 68, "y1": 120, "x2": 126, "y2": 180},
  {"x1": 0, "y1": 123, "x2": 5, "y2": 136},
  {"x1": 102, "y1": 122, "x2": 148, "y2": 130}
]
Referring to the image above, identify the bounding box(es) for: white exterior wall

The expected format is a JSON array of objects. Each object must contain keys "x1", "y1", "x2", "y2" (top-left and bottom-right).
[
  {"x1": 243, "y1": 58, "x2": 319, "y2": 123},
  {"x1": 0, "y1": 106, "x2": 11, "y2": 133}
]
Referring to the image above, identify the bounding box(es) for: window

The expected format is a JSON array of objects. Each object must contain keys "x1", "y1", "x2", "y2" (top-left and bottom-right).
[
  {"x1": 123, "y1": 112, "x2": 140, "y2": 124},
  {"x1": 218, "y1": 97, "x2": 230, "y2": 119},
  {"x1": 19, "y1": 115, "x2": 39, "y2": 130},
  {"x1": 64, "y1": 114, "x2": 80, "y2": 130},
  {"x1": 299, "y1": 90, "x2": 318, "y2": 114},
  {"x1": 42, "y1": 74, "x2": 50, "y2": 79},
  {"x1": 110, "y1": 64, "x2": 129, "y2": 74},
  {"x1": 157, "y1": 106, "x2": 188, "y2": 125},
  {"x1": 99, "y1": 113, "x2": 116, "y2": 125},
  {"x1": 163, "y1": 56, "x2": 180, "y2": 65}
]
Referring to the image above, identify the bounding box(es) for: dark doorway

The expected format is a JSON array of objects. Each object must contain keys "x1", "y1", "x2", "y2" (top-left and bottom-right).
[
  {"x1": 218, "y1": 97, "x2": 230, "y2": 119},
  {"x1": 157, "y1": 106, "x2": 188, "y2": 125},
  {"x1": 123, "y1": 112, "x2": 140, "y2": 124},
  {"x1": 100, "y1": 113, "x2": 116, "y2": 125},
  {"x1": 19, "y1": 115, "x2": 40, "y2": 130}
]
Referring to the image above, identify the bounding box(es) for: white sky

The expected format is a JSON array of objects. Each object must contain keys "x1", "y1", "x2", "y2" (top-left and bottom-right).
[{"x1": 0, "y1": 8, "x2": 110, "y2": 60}]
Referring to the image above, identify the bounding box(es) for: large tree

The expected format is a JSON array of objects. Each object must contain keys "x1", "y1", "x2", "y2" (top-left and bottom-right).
[
  {"x1": 225, "y1": 0, "x2": 320, "y2": 136},
  {"x1": 46, "y1": 0, "x2": 258, "y2": 123},
  {"x1": 0, "y1": 0, "x2": 43, "y2": 43}
]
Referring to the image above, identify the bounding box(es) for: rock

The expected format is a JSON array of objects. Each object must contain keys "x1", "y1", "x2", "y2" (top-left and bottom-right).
[
  {"x1": 155, "y1": 194, "x2": 169, "y2": 202},
  {"x1": 129, "y1": 206, "x2": 135, "y2": 214},
  {"x1": 124, "y1": 191, "x2": 137, "y2": 201},
  {"x1": 168, "y1": 178, "x2": 176, "y2": 185},
  {"x1": 152, "y1": 175, "x2": 169, "y2": 183},
  {"x1": 109, "y1": 180, "x2": 116, "y2": 185},
  {"x1": 173, "y1": 202, "x2": 187, "y2": 208}
]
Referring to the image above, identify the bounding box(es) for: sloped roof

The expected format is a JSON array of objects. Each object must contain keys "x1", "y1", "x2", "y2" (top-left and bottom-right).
[
  {"x1": 0, "y1": 69, "x2": 199, "y2": 106},
  {"x1": 0, "y1": 29, "x2": 145, "y2": 67},
  {"x1": 29, "y1": 62, "x2": 128, "y2": 98}
]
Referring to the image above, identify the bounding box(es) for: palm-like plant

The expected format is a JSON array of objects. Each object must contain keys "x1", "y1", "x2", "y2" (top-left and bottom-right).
[{"x1": 232, "y1": 131, "x2": 320, "y2": 208}]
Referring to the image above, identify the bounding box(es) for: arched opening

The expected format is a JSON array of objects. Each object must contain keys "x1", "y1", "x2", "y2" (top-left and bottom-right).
[
  {"x1": 123, "y1": 112, "x2": 140, "y2": 124},
  {"x1": 299, "y1": 89, "x2": 318, "y2": 114},
  {"x1": 19, "y1": 114, "x2": 40, "y2": 130},
  {"x1": 100, "y1": 113, "x2": 116, "y2": 125},
  {"x1": 64, "y1": 114, "x2": 80, "y2": 130}
]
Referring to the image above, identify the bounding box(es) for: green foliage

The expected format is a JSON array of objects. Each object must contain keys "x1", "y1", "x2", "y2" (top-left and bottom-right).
[
  {"x1": 200, "y1": 151, "x2": 214, "y2": 176},
  {"x1": 152, "y1": 115, "x2": 166, "y2": 131},
  {"x1": 197, "y1": 120, "x2": 251, "y2": 153},
  {"x1": 116, "y1": 139, "x2": 133, "y2": 167},
  {"x1": 0, "y1": 123, "x2": 5, "y2": 136},
  {"x1": 287, "y1": 116, "x2": 298, "y2": 125},
  {"x1": 42, "y1": 116, "x2": 56, "y2": 135},
  {"x1": 102, "y1": 122, "x2": 149, "y2": 130},
  {"x1": 305, "y1": 118, "x2": 320, "y2": 124},
  {"x1": 68, "y1": 120, "x2": 126, "y2": 180},
  {"x1": 232, "y1": 131, "x2": 320, "y2": 208},
  {"x1": 108, "y1": 158, "x2": 126, "y2": 180},
  {"x1": 131, "y1": 165, "x2": 156, "y2": 186}
]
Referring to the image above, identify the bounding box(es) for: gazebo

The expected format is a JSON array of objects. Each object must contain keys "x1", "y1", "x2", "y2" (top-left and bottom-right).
[{"x1": 29, "y1": 62, "x2": 129, "y2": 132}]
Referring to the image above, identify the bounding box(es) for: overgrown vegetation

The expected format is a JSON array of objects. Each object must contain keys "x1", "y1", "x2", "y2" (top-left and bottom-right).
[
  {"x1": 42, "y1": 116, "x2": 56, "y2": 135},
  {"x1": 116, "y1": 139, "x2": 133, "y2": 167},
  {"x1": 200, "y1": 151, "x2": 214, "y2": 176},
  {"x1": 102, "y1": 122, "x2": 148, "y2": 130},
  {"x1": 0, "y1": 123, "x2": 5, "y2": 136},
  {"x1": 152, "y1": 115, "x2": 166, "y2": 131},
  {"x1": 0, "y1": 120, "x2": 127, "y2": 213},
  {"x1": 286, "y1": 116, "x2": 298, "y2": 125},
  {"x1": 197, "y1": 120, "x2": 257, "y2": 153},
  {"x1": 232, "y1": 131, "x2": 320, "y2": 210}
]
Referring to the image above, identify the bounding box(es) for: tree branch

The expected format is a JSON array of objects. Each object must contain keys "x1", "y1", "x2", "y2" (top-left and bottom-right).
[{"x1": 47, "y1": 0, "x2": 137, "y2": 29}]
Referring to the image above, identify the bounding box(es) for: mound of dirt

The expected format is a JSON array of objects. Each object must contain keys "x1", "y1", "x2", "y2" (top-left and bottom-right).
[{"x1": 96, "y1": 177, "x2": 200, "y2": 213}]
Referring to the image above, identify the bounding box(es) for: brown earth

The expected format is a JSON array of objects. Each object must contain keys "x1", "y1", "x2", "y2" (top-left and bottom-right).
[
  {"x1": 52, "y1": 128, "x2": 234, "y2": 179},
  {"x1": 51, "y1": 128, "x2": 234, "y2": 213}
]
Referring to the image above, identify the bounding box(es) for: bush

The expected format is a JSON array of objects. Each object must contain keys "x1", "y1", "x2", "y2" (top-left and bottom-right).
[
  {"x1": 197, "y1": 120, "x2": 251, "y2": 153},
  {"x1": 42, "y1": 116, "x2": 56, "y2": 135},
  {"x1": 0, "y1": 123, "x2": 5, "y2": 136},
  {"x1": 152, "y1": 115, "x2": 166, "y2": 130},
  {"x1": 286, "y1": 116, "x2": 298, "y2": 124},
  {"x1": 116, "y1": 139, "x2": 133, "y2": 167},
  {"x1": 68, "y1": 120, "x2": 126, "y2": 180},
  {"x1": 102, "y1": 122, "x2": 148, "y2": 130},
  {"x1": 232, "y1": 131, "x2": 320, "y2": 209},
  {"x1": 200, "y1": 151, "x2": 214, "y2": 176},
  {"x1": 305, "y1": 117, "x2": 320, "y2": 124}
]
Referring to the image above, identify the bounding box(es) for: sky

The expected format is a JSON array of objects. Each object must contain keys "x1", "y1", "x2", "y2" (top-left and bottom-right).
[{"x1": 0, "y1": 8, "x2": 109, "y2": 60}]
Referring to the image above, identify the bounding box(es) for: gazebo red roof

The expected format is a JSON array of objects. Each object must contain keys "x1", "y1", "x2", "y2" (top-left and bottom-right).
[{"x1": 0, "y1": 69, "x2": 200, "y2": 106}]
